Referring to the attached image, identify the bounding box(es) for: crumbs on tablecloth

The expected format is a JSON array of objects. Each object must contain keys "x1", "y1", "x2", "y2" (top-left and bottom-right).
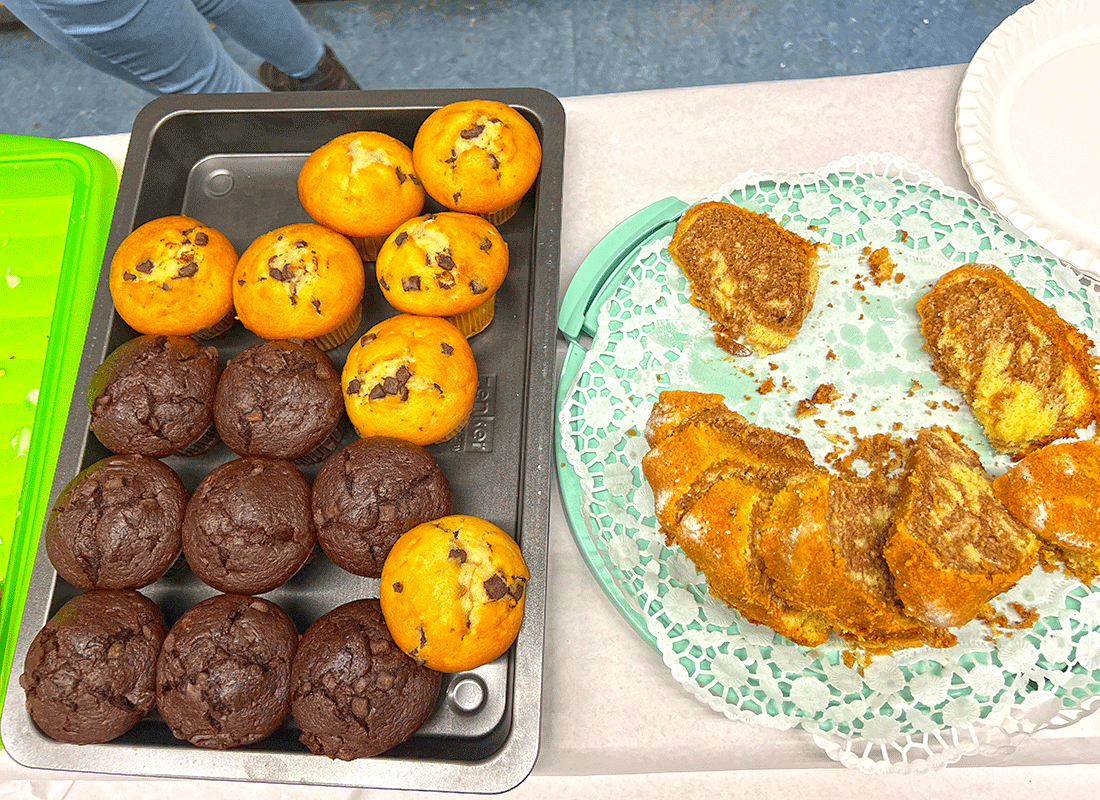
[{"x1": 833, "y1": 432, "x2": 913, "y2": 482}]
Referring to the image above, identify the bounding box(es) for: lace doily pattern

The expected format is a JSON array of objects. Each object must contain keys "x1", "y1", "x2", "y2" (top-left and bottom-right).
[{"x1": 557, "y1": 154, "x2": 1100, "y2": 772}]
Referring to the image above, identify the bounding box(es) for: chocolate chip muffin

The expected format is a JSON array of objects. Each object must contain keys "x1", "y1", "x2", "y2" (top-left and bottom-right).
[
  {"x1": 213, "y1": 339, "x2": 344, "y2": 462},
  {"x1": 380, "y1": 515, "x2": 528, "y2": 673},
  {"x1": 291, "y1": 598, "x2": 441, "y2": 759},
  {"x1": 375, "y1": 212, "x2": 509, "y2": 337},
  {"x1": 20, "y1": 589, "x2": 166, "y2": 744},
  {"x1": 297, "y1": 131, "x2": 426, "y2": 261},
  {"x1": 108, "y1": 215, "x2": 238, "y2": 338},
  {"x1": 88, "y1": 334, "x2": 222, "y2": 458},
  {"x1": 232, "y1": 223, "x2": 365, "y2": 350},
  {"x1": 412, "y1": 99, "x2": 543, "y2": 225},
  {"x1": 156, "y1": 594, "x2": 298, "y2": 749},
  {"x1": 45, "y1": 454, "x2": 186, "y2": 589},
  {"x1": 182, "y1": 457, "x2": 315, "y2": 595},
  {"x1": 341, "y1": 314, "x2": 478, "y2": 446},
  {"x1": 311, "y1": 437, "x2": 452, "y2": 578}
]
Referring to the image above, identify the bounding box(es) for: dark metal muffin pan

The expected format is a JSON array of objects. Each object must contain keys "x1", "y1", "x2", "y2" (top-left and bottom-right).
[{"x1": 1, "y1": 88, "x2": 564, "y2": 793}]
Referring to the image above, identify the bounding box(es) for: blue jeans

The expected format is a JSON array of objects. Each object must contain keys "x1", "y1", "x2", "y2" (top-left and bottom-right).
[{"x1": 4, "y1": 0, "x2": 326, "y2": 93}]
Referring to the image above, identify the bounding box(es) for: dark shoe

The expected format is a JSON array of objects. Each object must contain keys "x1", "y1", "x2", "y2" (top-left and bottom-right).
[
  {"x1": 259, "y1": 45, "x2": 361, "y2": 91},
  {"x1": 1, "y1": 3, "x2": 24, "y2": 28}
]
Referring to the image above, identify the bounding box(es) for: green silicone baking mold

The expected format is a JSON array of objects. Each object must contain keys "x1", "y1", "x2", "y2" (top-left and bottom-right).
[{"x1": 0, "y1": 135, "x2": 117, "y2": 725}]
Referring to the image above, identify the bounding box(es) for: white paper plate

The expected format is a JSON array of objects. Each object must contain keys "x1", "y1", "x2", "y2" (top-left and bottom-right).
[{"x1": 957, "y1": 0, "x2": 1100, "y2": 278}]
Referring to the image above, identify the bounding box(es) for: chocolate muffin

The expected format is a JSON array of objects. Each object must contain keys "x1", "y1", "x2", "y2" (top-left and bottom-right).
[
  {"x1": 182, "y1": 457, "x2": 315, "y2": 595},
  {"x1": 88, "y1": 334, "x2": 221, "y2": 458},
  {"x1": 311, "y1": 437, "x2": 452, "y2": 577},
  {"x1": 45, "y1": 454, "x2": 186, "y2": 589},
  {"x1": 213, "y1": 339, "x2": 344, "y2": 462},
  {"x1": 291, "y1": 598, "x2": 441, "y2": 759},
  {"x1": 20, "y1": 589, "x2": 166, "y2": 744},
  {"x1": 156, "y1": 594, "x2": 298, "y2": 749}
]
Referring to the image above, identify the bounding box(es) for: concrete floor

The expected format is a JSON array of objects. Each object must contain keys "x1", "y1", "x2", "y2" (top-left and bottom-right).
[{"x1": 0, "y1": 0, "x2": 1029, "y2": 139}]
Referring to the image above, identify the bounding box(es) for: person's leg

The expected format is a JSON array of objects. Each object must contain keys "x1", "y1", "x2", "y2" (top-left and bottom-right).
[
  {"x1": 189, "y1": 0, "x2": 324, "y2": 79},
  {"x1": 186, "y1": 0, "x2": 360, "y2": 91},
  {"x1": 3, "y1": 0, "x2": 265, "y2": 93},
  {"x1": 197, "y1": 0, "x2": 361, "y2": 92}
]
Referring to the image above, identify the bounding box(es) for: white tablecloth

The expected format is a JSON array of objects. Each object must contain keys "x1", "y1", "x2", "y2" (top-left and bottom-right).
[{"x1": 8, "y1": 62, "x2": 1100, "y2": 799}]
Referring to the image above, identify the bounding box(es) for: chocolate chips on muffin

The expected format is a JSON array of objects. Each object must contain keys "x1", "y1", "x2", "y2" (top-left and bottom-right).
[
  {"x1": 88, "y1": 334, "x2": 221, "y2": 458},
  {"x1": 45, "y1": 454, "x2": 186, "y2": 589},
  {"x1": 311, "y1": 437, "x2": 452, "y2": 577},
  {"x1": 156, "y1": 594, "x2": 299, "y2": 749},
  {"x1": 182, "y1": 457, "x2": 315, "y2": 595},
  {"x1": 291, "y1": 598, "x2": 441, "y2": 759},
  {"x1": 213, "y1": 339, "x2": 344, "y2": 463},
  {"x1": 21, "y1": 590, "x2": 166, "y2": 744}
]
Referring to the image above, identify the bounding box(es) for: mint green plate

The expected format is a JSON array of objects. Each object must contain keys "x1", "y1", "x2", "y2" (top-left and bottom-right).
[
  {"x1": 0, "y1": 135, "x2": 117, "y2": 725},
  {"x1": 554, "y1": 154, "x2": 1100, "y2": 770}
]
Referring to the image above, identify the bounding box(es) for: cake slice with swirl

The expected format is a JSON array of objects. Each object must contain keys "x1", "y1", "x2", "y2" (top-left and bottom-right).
[
  {"x1": 667, "y1": 201, "x2": 822, "y2": 356},
  {"x1": 883, "y1": 426, "x2": 1039, "y2": 629},
  {"x1": 641, "y1": 391, "x2": 831, "y2": 646},
  {"x1": 917, "y1": 263, "x2": 1100, "y2": 456}
]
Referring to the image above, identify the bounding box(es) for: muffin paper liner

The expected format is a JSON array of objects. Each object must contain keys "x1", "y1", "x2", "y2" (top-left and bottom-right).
[
  {"x1": 173, "y1": 423, "x2": 221, "y2": 457},
  {"x1": 352, "y1": 234, "x2": 388, "y2": 263},
  {"x1": 193, "y1": 310, "x2": 237, "y2": 340},
  {"x1": 311, "y1": 303, "x2": 363, "y2": 351},
  {"x1": 447, "y1": 294, "x2": 496, "y2": 338},
  {"x1": 434, "y1": 409, "x2": 473, "y2": 445},
  {"x1": 292, "y1": 422, "x2": 345, "y2": 467},
  {"x1": 478, "y1": 199, "x2": 521, "y2": 227}
]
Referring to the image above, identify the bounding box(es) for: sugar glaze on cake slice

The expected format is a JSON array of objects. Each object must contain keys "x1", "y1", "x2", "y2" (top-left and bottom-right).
[
  {"x1": 759, "y1": 471, "x2": 955, "y2": 650},
  {"x1": 883, "y1": 426, "x2": 1039, "y2": 629},
  {"x1": 993, "y1": 439, "x2": 1100, "y2": 583}
]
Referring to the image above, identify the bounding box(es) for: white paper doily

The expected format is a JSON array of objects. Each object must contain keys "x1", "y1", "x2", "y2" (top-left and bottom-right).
[{"x1": 556, "y1": 153, "x2": 1100, "y2": 773}]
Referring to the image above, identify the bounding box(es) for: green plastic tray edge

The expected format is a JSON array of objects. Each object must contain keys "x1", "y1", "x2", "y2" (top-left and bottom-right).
[
  {"x1": 557, "y1": 196, "x2": 687, "y2": 341},
  {"x1": 0, "y1": 136, "x2": 118, "y2": 732}
]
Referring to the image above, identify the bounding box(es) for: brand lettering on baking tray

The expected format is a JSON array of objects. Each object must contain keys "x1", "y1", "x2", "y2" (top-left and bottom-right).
[{"x1": 452, "y1": 374, "x2": 495, "y2": 453}]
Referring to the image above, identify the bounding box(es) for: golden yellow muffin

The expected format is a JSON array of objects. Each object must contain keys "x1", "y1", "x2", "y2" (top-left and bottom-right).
[
  {"x1": 379, "y1": 514, "x2": 528, "y2": 673},
  {"x1": 233, "y1": 223, "x2": 365, "y2": 349},
  {"x1": 412, "y1": 99, "x2": 542, "y2": 225},
  {"x1": 993, "y1": 439, "x2": 1100, "y2": 582},
  {"x1": 108, "y1": 215, "x2": 238, "y2": 338},
  {"x1": 298, "y1": 131, "x2": 426, "y2": 261},
  {"x1": 375, "y1": 212, "x2": 509, "y2": 337},
  {"x1": 341, "y1": 314, "x2": 477, "y2": 446}
]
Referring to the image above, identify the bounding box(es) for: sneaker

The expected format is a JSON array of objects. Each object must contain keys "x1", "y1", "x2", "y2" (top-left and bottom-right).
[{"x1": 259, "y1": 45, "x2": 361, "y2": 91}]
